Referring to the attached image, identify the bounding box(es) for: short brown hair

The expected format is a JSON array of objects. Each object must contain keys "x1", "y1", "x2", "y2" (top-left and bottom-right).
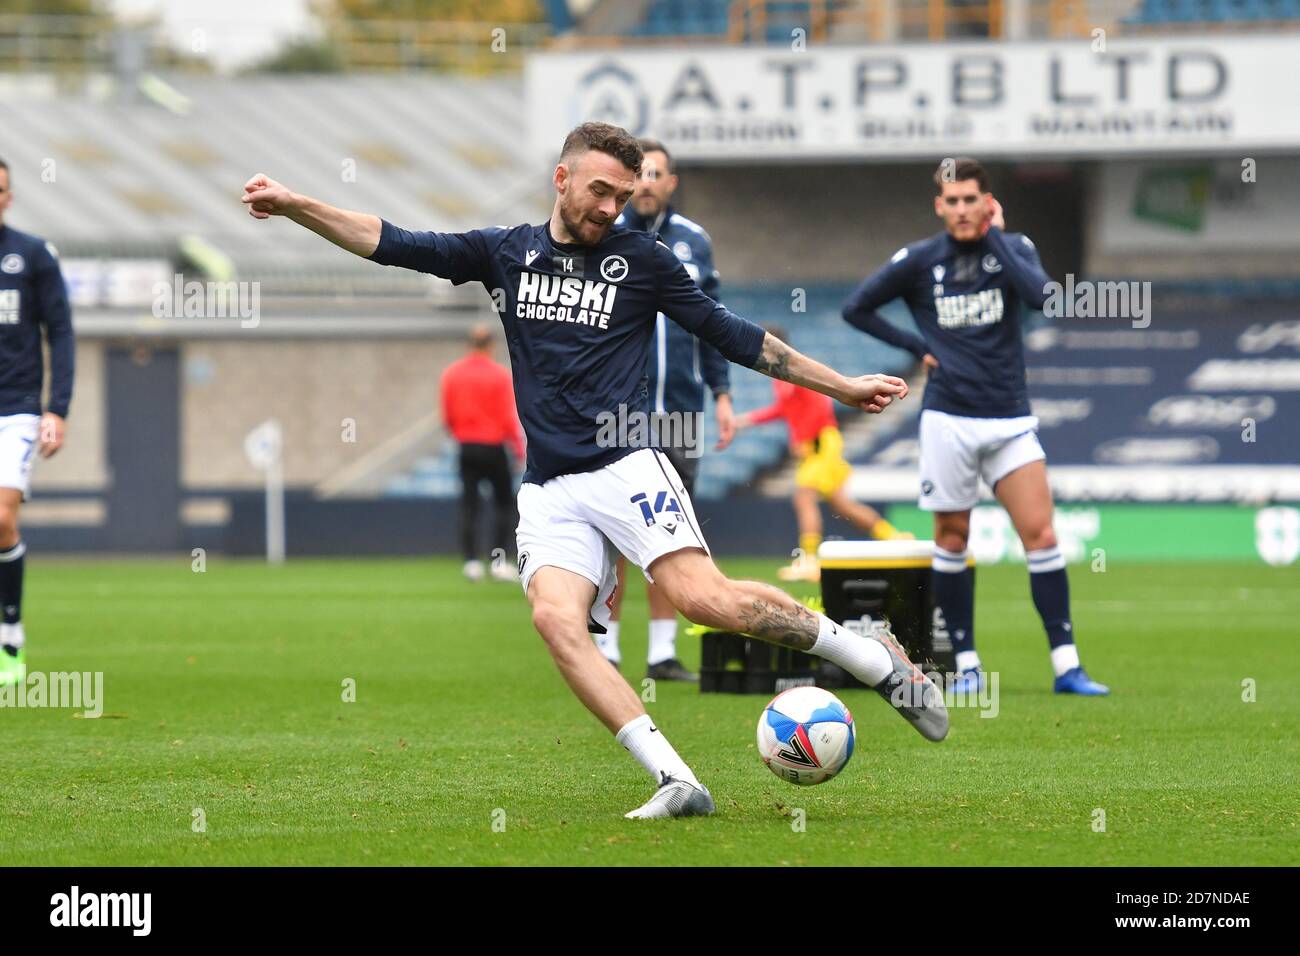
[
  {"x1": 637, "y1": 137, "x2": 673, "y2": 174},
  {"x1": 934, "y1": 157, "x2": 988, "y2": 194},
  {"x1": 468, "y1": 322, "x2": 493, "y2": 350},
  {"x1": 560, "y1": 122, "x2": 642, "y2": 175}
]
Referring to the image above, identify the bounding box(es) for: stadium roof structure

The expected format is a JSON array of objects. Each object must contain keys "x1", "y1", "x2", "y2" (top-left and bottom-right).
[{"x1": 2, "y1": 74, "x2": 548, "y2": 292}]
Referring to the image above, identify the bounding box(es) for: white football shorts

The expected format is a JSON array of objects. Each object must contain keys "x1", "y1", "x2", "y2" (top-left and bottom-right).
[
  {"x1": 515, "y1": 448, "x2": 710, "y2": 634},
  {"x1": 917, "y1": 409, "x2": 1046, "y2": 512},
  {"x1": 0, "y1": 414, "x2": 40, "y2": 500}
]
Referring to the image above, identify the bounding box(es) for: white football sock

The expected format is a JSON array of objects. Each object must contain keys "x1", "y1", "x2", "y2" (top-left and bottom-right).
[
  {"x1": 0, "y1": 621, "x2": 23, "y2": 649},
  {"x1": 1050, "y1": 643, "x2": 1080, "y2": 677},
  {"x1": 646, "y1": 618, "x2": 677, "y2": 666},
  {"x1": 1026, "y1": 545, "x2": 1067, "y2": 573},
  {"x1": 810, "y1": 613, "x2": 891, "y2": 686},
  {"x1": 615, "y1": 714, "x2": 699, "y2": 787},
  {"x1": 955, "y1": 650, "x2": 982, "y2": 673},
  {"x1": 931, "y1": 545, "x2": 968, "y2": 574},
  {"x1": 595, "y1": 621, "x2": 620, "y2": 664}
]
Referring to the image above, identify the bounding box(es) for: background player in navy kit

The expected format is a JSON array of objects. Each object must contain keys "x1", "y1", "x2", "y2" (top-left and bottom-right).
[
  {"x1": 842, "y1": 157, "x2": 1108, "y2": 696},
  {"x1": 0, "y1": 158, "x2": 75, "y2": 685},
  {"x1": 242, "y1": 122, "x2": 949, "y2": 819},
  {"x1": 603, "y1": 138, "x2": 735, "y2": 682}
]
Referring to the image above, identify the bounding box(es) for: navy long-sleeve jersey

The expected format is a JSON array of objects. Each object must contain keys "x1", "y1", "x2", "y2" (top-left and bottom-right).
[
  {"x1": 842, "y1": 227, "x2": 1051, "y2": 418},
  {"x1": 0, "y1": 224, "x2": 75, "y2": 419},
  {"x1": 614, "y1": 205, "x2": 730, "y2": 414},
  {"x1": 369, "y1": 219, "x2": 766, "y2": 484}
]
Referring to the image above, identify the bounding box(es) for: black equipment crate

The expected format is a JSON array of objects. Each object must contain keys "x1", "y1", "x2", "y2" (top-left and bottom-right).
[
  {"x1": 819, "y1": 540, "x2": 966, "y2": 684},
  {"x1": 699, "y1": 631, "x2": 821, "y2": 695},
  {"x1": 695, "y1": 542, "x2": 969, "y2": 694}
]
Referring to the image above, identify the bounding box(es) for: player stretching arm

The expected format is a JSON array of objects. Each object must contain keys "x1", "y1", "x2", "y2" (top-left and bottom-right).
[
  {"x1": 842, "y1": 157, "x2": 1107, "y2": 697},
  {"x1": 243, "y1": 123, "x2": 948, "y2": 821}
]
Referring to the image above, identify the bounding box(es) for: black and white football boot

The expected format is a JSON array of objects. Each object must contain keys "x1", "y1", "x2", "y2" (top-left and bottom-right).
[{"x1": 865, "y1": 618, "x2": 949, "y2": 742}]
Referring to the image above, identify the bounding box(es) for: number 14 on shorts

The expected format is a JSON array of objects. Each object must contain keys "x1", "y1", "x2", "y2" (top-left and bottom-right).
[{"x1": 630, "y1": 490, "x2": 682, "y2": 527}]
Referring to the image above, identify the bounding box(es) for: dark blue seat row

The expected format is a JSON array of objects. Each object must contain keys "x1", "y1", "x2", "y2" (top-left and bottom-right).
[
  {"x1": 634, "y1": 0, "x2": 732, "y2": 36},
  {"x1": 1124, "y1": 0, "x2": 1300, "y2": 23},
  {"x1": 632, "y1": 0, "x2": 855, "y2": 39}
]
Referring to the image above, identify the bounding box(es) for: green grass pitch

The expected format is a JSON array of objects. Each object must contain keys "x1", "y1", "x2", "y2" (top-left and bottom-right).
[{"x1": 1, "y1": 557, "x2": 1296, "y2": 866}]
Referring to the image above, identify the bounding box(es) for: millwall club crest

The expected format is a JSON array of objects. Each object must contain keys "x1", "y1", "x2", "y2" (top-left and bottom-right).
[
  {"x1": 982, "y1": 254, "x2": 1002, "y2": 273},
  {"x1": 1, "y1": 254, "x2": 24, "y2": 275},
  {"x1": 600, "y1": 255, "x2": 628, "y2": 283}
]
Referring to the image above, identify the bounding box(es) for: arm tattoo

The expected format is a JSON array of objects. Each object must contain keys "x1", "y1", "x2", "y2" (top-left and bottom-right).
[
  {"x1": 751, "y1": 334, "x2": 791, "y2": 382},
  {"x1": 738, "y1": 597, "x2": 818, "y2": 651}
]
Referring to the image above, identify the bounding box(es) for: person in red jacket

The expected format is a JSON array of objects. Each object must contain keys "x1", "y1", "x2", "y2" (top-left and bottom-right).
[
  {"x1": 440, "y1": 324, "x2": 525, "y2": 581},
  {"x1": 734, "y1": 325, "x2": 910, "y2": 581}
]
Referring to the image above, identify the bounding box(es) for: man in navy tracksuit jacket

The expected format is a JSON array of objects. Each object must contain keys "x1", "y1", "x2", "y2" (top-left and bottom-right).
[
  {"x1": 0, "y1": 157, "x2": 75, "y2": 684},
  {"x1": 605, "y1": 139, "x2": 735, "y2": 681},
  {"x1": 842, "y1": 157, "x2": 1107, "y2": 697}
]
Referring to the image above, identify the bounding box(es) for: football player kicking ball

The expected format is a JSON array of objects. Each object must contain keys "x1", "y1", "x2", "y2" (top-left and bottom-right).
[
  {"x1": 243, "y1": 122, "x2": 948, "y2": 819},
  {"x1": 842, "y1": 157, "x2": 1107, "y2": 697},
  {"x1": 732, "y1": 323, "x2": 913, "y2": 584}
]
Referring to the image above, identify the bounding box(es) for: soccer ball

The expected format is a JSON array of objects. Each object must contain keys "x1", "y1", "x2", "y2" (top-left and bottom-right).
[{"x1": 757, "y1": 686, "x2": 855, "y2": 786}]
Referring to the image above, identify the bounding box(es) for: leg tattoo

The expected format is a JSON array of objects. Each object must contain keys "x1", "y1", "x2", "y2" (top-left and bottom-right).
[{"x1": 737, "y1": 592, "x2": 818, "y2": 650}]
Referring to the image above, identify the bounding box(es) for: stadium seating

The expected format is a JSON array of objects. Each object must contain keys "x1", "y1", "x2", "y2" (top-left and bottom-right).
[
  {"x1": 634, "y1": 0, "x2": 732, "y2": 36},
  {"x1": 847, "y1": 295, "x2": 1300, "y2": 505},
  {"x1": 1124, "y1": 0, "x2": 1300, "y2": 23},
  {"x1": 3, "y1": 75, "x2": 547, "y2": 288},
  {"x1": 625, "y1": 0, "x2": 1300, "y2": 39},
  {"x1": 387, "y1": 283, "x2": 914, "y2": 500},
  {"x1": 633, "y1": 0, "x2": 859, "y2": 41}
]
